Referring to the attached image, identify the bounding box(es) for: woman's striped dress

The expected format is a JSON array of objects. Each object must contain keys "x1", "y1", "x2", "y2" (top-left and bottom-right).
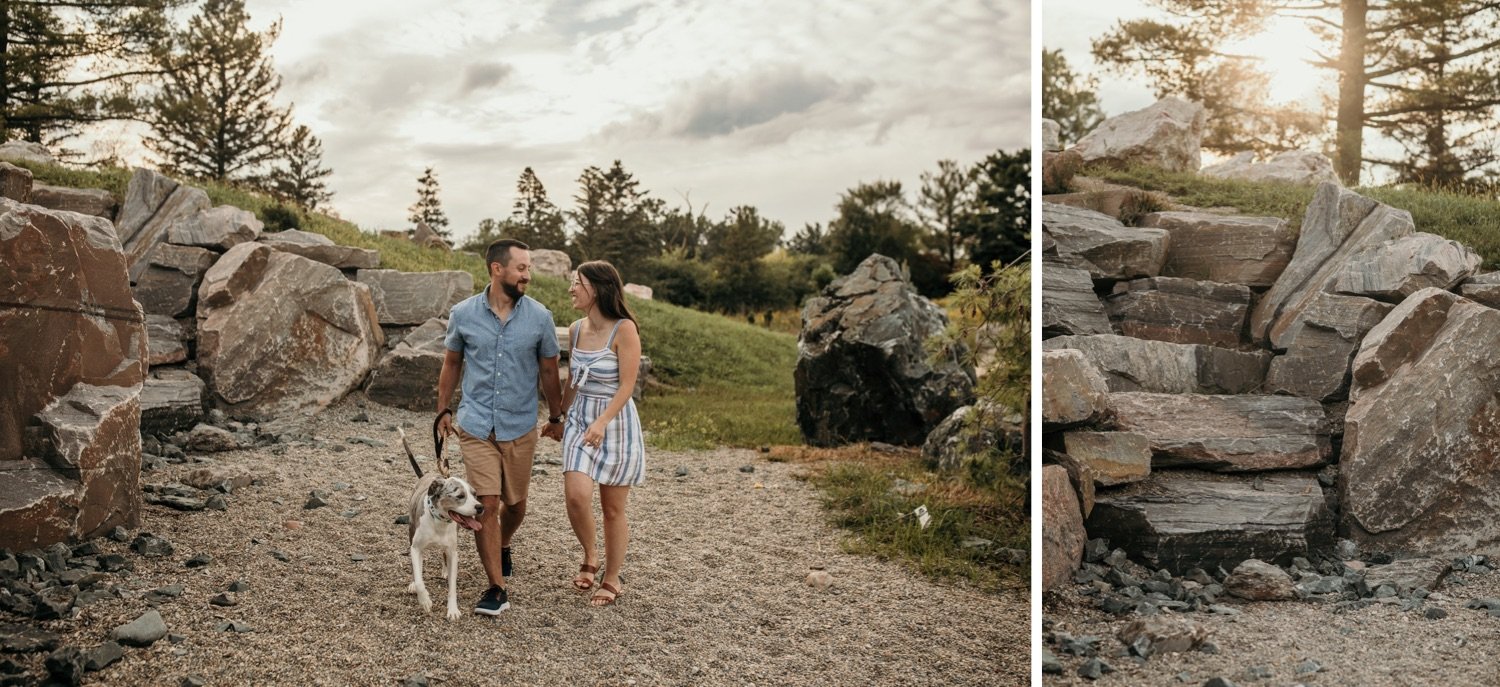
[{"x1": 562, "y1": 320, "x2": 646, "y2": 486}]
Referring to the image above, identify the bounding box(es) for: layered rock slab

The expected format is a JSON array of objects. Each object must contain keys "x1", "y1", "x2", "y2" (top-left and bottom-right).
[
  {"x1": 1108, "y1": 392, "x2": 1330, "y2": 471},
  {"x1": 356, "y1": 269, "x2": 472, "y2": 325},
  {"x1": 1043, "y1": 335, "x2": 1270, "y2": 395},
  {"x1": 1264, "y1": 292, "x2": 1392, "y2": 401},
  {"x1": 1043, "y1": 203, "x2": 1168, "y2": 281},
  {"x1": 1104, "y1": 277, "x2": 1252, "y2": 348},
  {"x1": 1041, "y1": 349, "x2": 1110, "y2": 429},
  {"x1": 1086, "y1": 471, "x2": 1334, "y2": 575},
  {"x1": 1342, "y1": 288, "x2": 1500, "y2": 554},
  {"x1": 1331, "y1": 232, "x2": 1481, "y2": 303},
  {"x1": 1042, "y1": 258, "x2": 1111, "y2": 337},
  {"x1": 257, "y1": 230, "x2": 378, "y2": 270},
  {"x1": 1140, "y1": 211, "x2": 1296, "y2": 288},
  {"x1": 1042, "y1": 465, "x2": 1086, "y2": 593},
  {"x1": 1250, "y1": 183, "x2": 1415, "y2": 347},
  {"x1": 365, "y1": 318, "x2": 457, "y2": 412}
]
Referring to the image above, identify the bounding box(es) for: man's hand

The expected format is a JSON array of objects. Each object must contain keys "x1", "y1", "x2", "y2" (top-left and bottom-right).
[
  {"x1": 540, "y1": 420, "x2": 564, "y2": 441},
  {"x1": 437, "y1": 412, "x2": 455, "y2": 438}
]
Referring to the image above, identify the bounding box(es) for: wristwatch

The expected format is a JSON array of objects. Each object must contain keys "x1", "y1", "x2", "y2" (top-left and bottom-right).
[{"x1": 547, "y1": 415, "x2": 562, "y2": 424}]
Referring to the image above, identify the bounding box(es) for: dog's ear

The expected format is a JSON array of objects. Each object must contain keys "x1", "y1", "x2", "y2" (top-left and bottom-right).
[{"x1": 427, "y1": 479, "x2": 444, "y2": 500}]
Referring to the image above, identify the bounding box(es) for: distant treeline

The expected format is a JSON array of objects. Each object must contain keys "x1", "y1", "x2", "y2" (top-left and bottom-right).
[{"x1": 457, "y1": 152, "x2": 1029, "y2": 317}]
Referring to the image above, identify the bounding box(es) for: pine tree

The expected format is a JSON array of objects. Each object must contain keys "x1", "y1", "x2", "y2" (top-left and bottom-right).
[
  {"x1": 145, "y1": 0, "x2": 291, "y2": 182},
  {"x1": 918, "y1": 159, "x2": 979, "y2": 272},
  {"x1": 267, "y1": 125, "x2": 333, "y2": 209},
  {"x1": 1, "y1": 0, "x2": 184, "y2": 146},
  {"x1": 508, "y1": 167, "x2": 567, "y2": 249},
  {"x1": 1042, "y1": 48, "x2": 1107, "y2": 146},
  {"x1": 569, "y1": 160, "x2": 659, "y2": 275},
  {"x1": 408, "y1": 166, "x2": 449, "y2": 237}
]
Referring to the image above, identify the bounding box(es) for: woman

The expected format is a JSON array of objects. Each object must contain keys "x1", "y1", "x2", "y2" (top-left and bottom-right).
[{"x1": 560, "y1": 260, "x2": 644, "y2": 606}]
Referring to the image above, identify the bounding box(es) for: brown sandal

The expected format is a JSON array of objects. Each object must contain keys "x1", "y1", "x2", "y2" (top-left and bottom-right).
[
  {"x1": 573, "y1": 563, "x2": 598, "y2": 591},
  {"x1": 590, "y1": 581, "x2": 622, "y2": 606}
]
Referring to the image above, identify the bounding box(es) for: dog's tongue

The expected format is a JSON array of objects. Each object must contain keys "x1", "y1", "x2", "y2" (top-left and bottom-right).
[{"x1": 450, "y1": 512, "x2": 482, "y2": 531}]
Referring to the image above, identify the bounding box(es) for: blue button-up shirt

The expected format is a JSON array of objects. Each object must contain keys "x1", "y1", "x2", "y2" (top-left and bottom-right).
[{"x1": 444, "y1": 288, "x2": 560, "y2": 442}]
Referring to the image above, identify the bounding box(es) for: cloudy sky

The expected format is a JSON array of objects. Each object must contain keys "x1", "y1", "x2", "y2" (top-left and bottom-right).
[{"x1": 227, "y1": 0, "x2": 1027, "y2": 244}]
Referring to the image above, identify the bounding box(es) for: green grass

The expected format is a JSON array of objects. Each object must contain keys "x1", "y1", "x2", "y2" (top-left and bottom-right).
[
  {"x1": 18, "y1": 160, "x2": 799, "y2": 449},
  {"x1": 1083, "y1": 164, "x2": 1500, "y2": 268},
  {"x1": 790, "y1": 447, "x2": 1028, "y2": 594}
]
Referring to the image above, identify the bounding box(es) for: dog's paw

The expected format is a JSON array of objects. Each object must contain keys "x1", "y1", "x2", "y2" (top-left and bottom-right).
[
  {"x1": 446, "y1": 605, "x2": 461, "y2": 621},
  {"x1": 407, "y1": 581, "x2": 420, "y2": 594},
  {"x1": 417, "y1": 591, "x2": 432, "y2": 611}
]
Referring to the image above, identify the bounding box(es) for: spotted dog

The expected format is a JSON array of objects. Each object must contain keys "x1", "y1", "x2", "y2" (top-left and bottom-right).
[{"x1": 400, "y1": 425, "x2": 483, "y2": 620}]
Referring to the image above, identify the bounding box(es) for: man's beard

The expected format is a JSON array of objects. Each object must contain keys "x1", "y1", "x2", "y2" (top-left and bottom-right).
[{"x1": 502, "y1": 279, "x2": 526, "y2": 300}]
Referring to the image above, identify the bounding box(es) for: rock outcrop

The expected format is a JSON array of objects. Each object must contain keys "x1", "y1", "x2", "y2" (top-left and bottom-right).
[
  {"x1": 796, "y1": 255, "x2": 975, "y2": 446},
  {"x1": 356, "y1": 269, "x2": 472, "y2": 326},
  {"x1": 1071, "y1": 97, "x2": 1206, "y2": 173},
  {"x1": 1201, "y1": 150, "x2": 1339, "y2": 186}
]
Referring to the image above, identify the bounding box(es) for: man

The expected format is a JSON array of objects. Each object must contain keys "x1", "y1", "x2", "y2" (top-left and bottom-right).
[{"x1": 437, "y1": 238, "x2": 565, "y2": 615}]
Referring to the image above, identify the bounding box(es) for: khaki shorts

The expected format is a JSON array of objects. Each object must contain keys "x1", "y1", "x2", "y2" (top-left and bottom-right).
[{"x1": 455, "y1": 426, "x2": 538, "y2": 504}]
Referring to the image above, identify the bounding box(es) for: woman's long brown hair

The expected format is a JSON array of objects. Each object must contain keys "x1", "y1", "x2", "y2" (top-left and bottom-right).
[{"x1": 577, "y1": 260, "x2": 637, "y2": 324}]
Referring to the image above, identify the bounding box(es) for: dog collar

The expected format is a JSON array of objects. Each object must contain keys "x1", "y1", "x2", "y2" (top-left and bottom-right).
[{"x1": 426, "y1": 495, "x2": 452, "y2": 523}]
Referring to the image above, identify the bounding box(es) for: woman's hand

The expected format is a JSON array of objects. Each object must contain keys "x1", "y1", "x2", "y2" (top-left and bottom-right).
[{"x1": 583, "y1": 419, "x2": 608, "y2": 449}]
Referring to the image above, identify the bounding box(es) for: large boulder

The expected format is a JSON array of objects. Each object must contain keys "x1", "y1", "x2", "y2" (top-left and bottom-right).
[
  {"x1": 29, "y1": 184, "x2": 117, "y2": 219},
  {"x1": 531, "y1": 249, "x2": 572, "y2": 278},
  {"x1": 1104, "y1": 277, "x2": 1253, "y2": 349},
  {"x1": 412, "y1": 222, "x2": 450, "y2": 251},
  {"x1": 257, "y1": 229, "x2": 379, "y2": 270},
  {"x1": 1109, "y1": 392, "x2": 1330, "y2": 472},
  {"x1": 165, "y1": 205, "x2": 263, "y2": 251},
  {"x1": 1139, "y1": 211, "x2": 1296, "y2": 289},
  {"x1": 1042, "y1": 465, "x2": 1086, "y2": 593},
  {"x1": 0, "y1": 198, "x2": 145, "y2": 549},
  {"x1": 1458, "y1": 271, "x2": 1500, "y2": 309},
  {"x1": 1043, "y1": 203, "x2": 1168, "y2": 281},
  {"x1": 0, "y1": 141, "x2": 55, "y2": 165},
  {"x1": 1250, "y1": 183, "x2": 1414, "y2": 347},
  {"x1": 1263, "y1": 292, "x2": 1392, "y2": 401},
  {"x1": 624, "y1": 283, "x2": 653, "y2": 300},
  {"x1": 1331, "y1": 232, "x2": 1481, "y2": 303},
  {"x1": 1042, "y1": 334, "x2": 1270, "y2": 395},
  {"x1": 365, "y1": 318, "x2": 458, "y2": 412},
  {"x1": 116, "y1": 168, "x2": 213, "y2": 283},
  {"x1": 356, "y1": 269, "x2": 472, "y2": 326},
  {"x1": 1201, "y1": 150, "x2": 1339, "y2": 186},
  {"x1": 1072, "y1": 97, "x2": 1206, "y2": 172},
  {"x1": 1086, "y1": 471, "x2": 1335, "y2": 575},
  {"x1": 197, "y1": 243, "x2": 385, "y2": 420},
  {"x1": 1342, "y1": 287, "x2": 1500, "y2": 554},
  {"x1": 132, "y1": 243, "x2": 218, "y2": 318},
  {"x1": 795, "y1": 254, "x2": 975, "y2": 446},
  {"x1": 1041, "y1": 349, "x2": 1110, "y2": 429}
]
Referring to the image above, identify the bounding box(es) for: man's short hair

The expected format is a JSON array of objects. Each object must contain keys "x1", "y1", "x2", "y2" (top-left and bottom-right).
[{"x1": 486, "y1": 239, "x2": 530, "y2": 267}]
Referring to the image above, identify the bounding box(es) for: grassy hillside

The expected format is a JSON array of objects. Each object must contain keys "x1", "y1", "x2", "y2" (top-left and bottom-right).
[
  {"x1": 1082, "y1": 164, "x2": 1500, "y2": 269},
  {"x1": 18, "y1": 161, "x2": 800, "y2": 449}
]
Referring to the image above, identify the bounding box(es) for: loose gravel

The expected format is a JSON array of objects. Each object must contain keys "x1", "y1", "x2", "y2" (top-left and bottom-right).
[{"x1": 18, "y1": 399, "x2": 1025, "y2": 685}]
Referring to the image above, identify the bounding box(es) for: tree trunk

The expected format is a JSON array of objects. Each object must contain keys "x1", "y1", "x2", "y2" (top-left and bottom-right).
[
  {"x1": 0, "y1": 0, "x2": 9, "y2": 138},
  {"x1": 1336, "y1": 0, "x2": 1368, "y2": 186}
]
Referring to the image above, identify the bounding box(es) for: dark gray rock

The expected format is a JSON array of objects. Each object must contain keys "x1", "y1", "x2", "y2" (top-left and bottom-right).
[
  {"x1": 44, "y1": 645, "x2": 85, "y2": 685},
  {"x1": 1104, "y1": 277, "x2": 1253, "y2": 349},
  {"x1": 84, "y1": 641, "x2": 123, "y2": 672},
  {"x1": 130, "y1": 533, "x2": 173, "y2": 558},
  {"x1": 1042, "y1": 258, "x2": 1113, "y2": 338},
  {"x1": 0, "y1": 624, "x2": 61, "y2": 653},
  {"x1": 1044, "y1": 335, "x2": 1271, "y2": 396},
  {"x1": 796, "y1": 255, "x2": 975, "y2": 446}
]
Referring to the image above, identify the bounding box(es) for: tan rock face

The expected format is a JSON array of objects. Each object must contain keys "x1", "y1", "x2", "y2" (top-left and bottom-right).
[
  {"x1": 355, "y1": 269, "x2": 472, "y2": 326},
  {"x1": 1250, "y1": 183, "x2": 1414, "y2": 347},
  {"x1": 197, "y1": 243, "x2": 384, "y2": 420},
  {"x1": 0, "y1": 198, "x2": 144, "y2": 549},
  {"x1": 1140, "y1": 211, "x2": 1296, "y2": 288},
  {"x1": 1342, "y1": 289, "x2": 1500, "y2": 554},
  {"x1": 116, "y1": 168, "x2": 212, "y2": 283},
  {"x1": 1225, "y1": 559, "x2": 1296, "y2": 601},
  {"x1": 29, "y1": 184, "x2": 117, "y2": 218},
  {"x1": 1109, "y1": 392, "x2": 1330, "y2": 472},
  {"x1": 1042, "y1": 465, "x2": 1086, "y2": 593},
  {"x1": 0, "y1": 161, "x2": 32, "y2": 202},
  {"x1": 1331, "y1": 232, "x2": 1481, "y2": 302},
  {"x1": 1041, "y1": 349, "x2": 1110, "y2": 429},
  {"x1": 1062, "y1": 432, "x2": 1151, "y2": 487}
]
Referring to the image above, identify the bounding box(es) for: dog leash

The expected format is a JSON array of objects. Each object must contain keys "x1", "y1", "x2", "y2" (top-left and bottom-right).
[{"x1": 433, "y1": 409, "x2": 453, "y2": 478}]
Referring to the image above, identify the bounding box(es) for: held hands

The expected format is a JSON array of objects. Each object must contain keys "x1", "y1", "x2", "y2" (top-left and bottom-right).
[{"x1": 541, "y1": 420, "x2": 564, "y2": 441}]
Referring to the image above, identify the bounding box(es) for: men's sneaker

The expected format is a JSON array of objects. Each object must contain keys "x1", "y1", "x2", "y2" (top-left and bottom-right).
[
  {"x1": 475, "y1": 585, "x2": 510, "y2": 616},
  {"x1": 501, "y1": 547, "x2": 513, "y2": 578}
]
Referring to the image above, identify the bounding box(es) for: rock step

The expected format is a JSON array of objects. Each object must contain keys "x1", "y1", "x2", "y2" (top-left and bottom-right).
[
  {"x1": 1043, "y1": 202, "x2": 1167, "y2": 281},
  {"x1": 1109, "y1": 392, "x2": 1330, "y2": 472},
  {"x1": 1085, "y1": 470, "x2": 1334, "y2": 575},
  {"x1": 1140, "y1": 211, "x2": 1295, "y2": 289},
  {"x1": 1043, "y1": 335, "x2": 1269, "y2": 396},
  {"x1": 1104, "y1": 276, "x2": 1253, "y2": 349}
]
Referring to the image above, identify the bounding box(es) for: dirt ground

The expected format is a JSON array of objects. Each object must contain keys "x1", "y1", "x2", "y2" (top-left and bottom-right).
[{"x1": 11, "y1": 398, "x2": 1027, "y2": 686}]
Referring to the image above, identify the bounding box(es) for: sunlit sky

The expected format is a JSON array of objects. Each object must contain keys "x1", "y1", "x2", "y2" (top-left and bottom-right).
[
  {"x1": 89, "y1": 0, "x2": 1028, "y2": 244},
  {"x1": 1043, "y1": 0, "x2": 1335, "y2": 161}
]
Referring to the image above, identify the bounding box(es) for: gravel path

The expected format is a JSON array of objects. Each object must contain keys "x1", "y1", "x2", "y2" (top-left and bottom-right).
[
  {"x1": 1045, "y1": 570, "x2": 1500, "y2": 686},
  {"x1": 25, "y1": 399, "x2": 1024, "y2": 686}
]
